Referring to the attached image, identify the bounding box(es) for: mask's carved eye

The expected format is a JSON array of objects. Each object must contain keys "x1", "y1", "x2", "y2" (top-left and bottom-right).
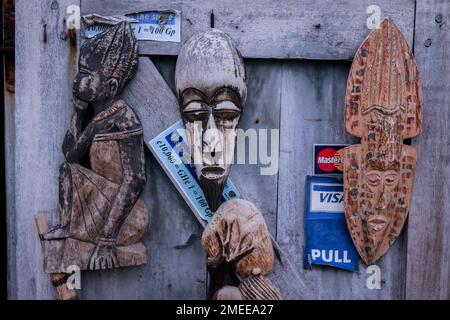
[
  {"x1": 365, "y1": 170, "x2": 381, "y2": 186},
  {"x1": 384, "y1": 171, "x2": 399, "y2": 186},
  {"x1": 213, "y1": 101, "x2": 241, "y2": 120},
  {"x1": 183, "y1": 102, "x2": 209, "y2": 121}
]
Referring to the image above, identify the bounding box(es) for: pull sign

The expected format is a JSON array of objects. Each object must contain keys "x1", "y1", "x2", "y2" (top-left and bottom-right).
[
  {"x1": 304, "y1": 175, "x2": 358, "y2": 272},
  {"x1": 84, "y1": 10, "x2": 181, "y2": 42}
]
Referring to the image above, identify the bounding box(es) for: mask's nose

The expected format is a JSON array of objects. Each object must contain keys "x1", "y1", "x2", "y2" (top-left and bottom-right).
[
  {"x1": 375, "y1": 186, "x2": 390, "y2": 210},
  {"x1": 203, "y1": 112, "x2": 223, "y2": 164}
]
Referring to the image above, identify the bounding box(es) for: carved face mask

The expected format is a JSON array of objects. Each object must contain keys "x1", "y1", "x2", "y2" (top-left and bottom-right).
[
  {"x1": 343, "y1": 18, "x2": 422, "y2": 265},
  {"x1": 175, "y1": 29, "x2": 247, "y2": 211}
]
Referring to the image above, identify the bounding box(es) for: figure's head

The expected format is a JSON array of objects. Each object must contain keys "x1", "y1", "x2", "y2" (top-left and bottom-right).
[
  {"x1": 175, "y1": 29, "x2": 247, "y2": 211},
  {"x1": 73, "y1": 21, "x2": 138, "y2": 103}
]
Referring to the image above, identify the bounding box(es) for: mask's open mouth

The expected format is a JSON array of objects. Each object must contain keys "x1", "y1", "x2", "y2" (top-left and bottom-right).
[{"x1": 201, "y1": 166, "x2": 226, "y2": 180}]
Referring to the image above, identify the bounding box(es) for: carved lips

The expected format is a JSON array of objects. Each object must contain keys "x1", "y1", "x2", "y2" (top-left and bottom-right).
[{"x1": 343, "y1": 18, "x2": 422, "y2": 265}]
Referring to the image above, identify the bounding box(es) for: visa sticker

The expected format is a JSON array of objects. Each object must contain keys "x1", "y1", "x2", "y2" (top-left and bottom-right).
[{"x1": 304, "y1": 175, "x2": 358, "y2": 271}]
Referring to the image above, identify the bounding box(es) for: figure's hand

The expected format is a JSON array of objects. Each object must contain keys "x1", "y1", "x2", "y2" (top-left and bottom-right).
[
  {"x1": 73, "y1": 96, "x2": 89, "y2": 111},
  {"x1": 89, "y1": 240, "x2": 119, "y2": 270}
]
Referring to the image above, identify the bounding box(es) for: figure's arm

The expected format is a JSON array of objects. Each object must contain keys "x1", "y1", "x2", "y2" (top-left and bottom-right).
[
  {"x1": 62, "y1": 99, "x2": 99, "y2": 163},
  {"x1": 102, "y1": 135, "x2": 146, "y2": 239}
]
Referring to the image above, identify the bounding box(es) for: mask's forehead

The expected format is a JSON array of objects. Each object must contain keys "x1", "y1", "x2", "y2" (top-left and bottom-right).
[{"x1": 175, "y1": 29, "x2": 247, "y2": 104}]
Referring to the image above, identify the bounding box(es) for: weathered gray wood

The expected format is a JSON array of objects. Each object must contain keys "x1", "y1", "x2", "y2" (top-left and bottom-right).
[
  {"x1": 81, "y1": 0, "x2": 415, "y2": 60},
  {"x1": 13, "y1": 0, "x2": 80, "y2": 299},
  {"x1": 80, "y1": 57, "x2": 206, "y2": 299},
  {"x1": 134, "y1": 57, "x2": 311, "y2": 299},
  {"x1": 277, "y1": 61, "x2": 407, "y2": 299},
  {"x1": 406, "y1": 0, "x2": 450, "y2": 300},
  {"x1": 232, "y1": 60, "x2": 283, "y2": 236},
  {"x1": 35, "y1": 214, "x2": 77, "y2": 300},
  {"x1": 5, "y1": 70, "x2": 16, "y2": 299},
  {"x1": 148, "y1": 58, "x2": 313, "y2": 299}
]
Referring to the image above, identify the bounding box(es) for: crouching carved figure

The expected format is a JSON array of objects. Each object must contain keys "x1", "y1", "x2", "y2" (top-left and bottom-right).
[
  {"x1": 202, "y1": 199, "x2": 281, "y2": 300},
  {"x1": 41, "y1": 22, "x2": 148, "y2": 273}
]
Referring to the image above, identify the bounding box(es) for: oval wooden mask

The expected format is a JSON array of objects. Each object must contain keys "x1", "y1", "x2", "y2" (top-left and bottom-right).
[{"x1": 343, "y1": 18, "x2": 422, "y2": 265}]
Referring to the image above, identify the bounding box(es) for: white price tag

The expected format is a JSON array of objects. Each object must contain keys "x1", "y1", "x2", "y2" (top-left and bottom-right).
[{"x1": 84, "y1": 10, "x2": 181, "y2": 43}]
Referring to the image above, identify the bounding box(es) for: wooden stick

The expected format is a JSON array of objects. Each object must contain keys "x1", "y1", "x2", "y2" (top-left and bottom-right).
[{"x1": 34, "y1": 213, "x2": 77, "y2": 300}]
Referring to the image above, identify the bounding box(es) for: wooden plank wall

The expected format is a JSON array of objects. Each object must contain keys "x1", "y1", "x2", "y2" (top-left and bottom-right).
[
  {"x1": 406, "y1": 0, "x2": 450, "y2": 299},
  {"x1": 277, "y1": 61, "x2": 407, "y2": 299},
  {"x1": 81, "y1": 0, "x2": 415, "y2": 60},
  {"x1": 7, "y1": 0, "x2": 449, "y2": 299},
  {"x1": 11, "y1": 0, "x2": 80, "y2": 299}
]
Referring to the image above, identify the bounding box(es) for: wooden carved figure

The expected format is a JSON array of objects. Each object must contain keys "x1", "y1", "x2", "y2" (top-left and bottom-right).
[
  {"x1": 41, "y1": 22, "x2": 149, "y2": 273},
  {"x1": 175, "y1": 29, "x2": 247, "y2": 211},
  {"x1": 202, "y1": 199, "x2": 281, "y2": 300},
  {"x1": 343, "y1": 18, "x2": 422, "y2": 265}
]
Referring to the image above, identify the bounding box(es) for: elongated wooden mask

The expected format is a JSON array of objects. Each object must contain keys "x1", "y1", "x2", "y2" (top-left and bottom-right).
[
  {"x1": 343, "y1": 18, "x2": 422, "y2": 265},
  {"x1": 175, "y1": 29, "x2": 247, "y2": 212}
]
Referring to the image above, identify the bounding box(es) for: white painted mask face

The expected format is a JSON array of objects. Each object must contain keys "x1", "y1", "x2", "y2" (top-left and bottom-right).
[{"x1": 175, "y1": 29, "x2": 247, "y2": 211}]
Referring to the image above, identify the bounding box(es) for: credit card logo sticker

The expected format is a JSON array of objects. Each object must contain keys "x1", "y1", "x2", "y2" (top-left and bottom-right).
[
  {"x1": 313, "y1": 144, "x2": 348, "y2": 175},
  {"x1": 310, "y1": 183, "x2": 344, "y2": 212}
]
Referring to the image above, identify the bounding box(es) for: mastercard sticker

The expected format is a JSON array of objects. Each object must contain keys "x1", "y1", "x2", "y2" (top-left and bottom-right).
[{"x1": 313, "y1": 144, "x2": 349, "y2": 175}]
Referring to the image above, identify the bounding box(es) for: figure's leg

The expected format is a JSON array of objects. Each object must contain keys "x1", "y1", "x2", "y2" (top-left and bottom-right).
[{"x1": 41, "y1": 162, "x2": 73, "y2": 240}]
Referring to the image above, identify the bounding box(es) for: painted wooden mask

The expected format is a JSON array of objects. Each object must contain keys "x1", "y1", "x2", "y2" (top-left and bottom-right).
[
  {"x1": 343, "y1": 18, "x2": 422, "y2": 265},
  {"x1": 175, "y1": 29, "x2": 247, "y2": 211}
]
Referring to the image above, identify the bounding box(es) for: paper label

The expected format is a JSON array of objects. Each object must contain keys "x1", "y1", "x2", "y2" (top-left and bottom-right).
[
  {"x1": 85, "y1": 10, "x2": 181, "y2": 42},
  {"x1": 147, "y1": 120, "x2": 241, "y2": 222}
]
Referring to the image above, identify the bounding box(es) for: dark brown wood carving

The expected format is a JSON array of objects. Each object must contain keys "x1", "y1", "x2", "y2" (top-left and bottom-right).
[
  {"x1": 343, "y1": 18, "x2": 422, "y2": 265},
  {"x1": 40, "y1": 22, "x2": 148, "y2": 273},
  {"x1": 202, "y1": 199, "x2": 282, "y2": 300},
  {"x1": 175, "y1": 29, "x2": 247, "y2": 212}
]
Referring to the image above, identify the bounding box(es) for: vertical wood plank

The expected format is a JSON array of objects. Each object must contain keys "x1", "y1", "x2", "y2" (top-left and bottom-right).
[
  {"x1": 5, "y1": 67, "x2": 16, "y2": 299},
  {"x1": 232, "y1": 60, "x2": 282, "y2": 236},
  {"x1": 277, "y1": 60, "x2": 407, "y2": 299},
  {"x1": 13, "y1": 0, "x2": 79, "y2": 299},
  {"x1": 406, "y1": 0, "x2": 450, "y2": 300}
]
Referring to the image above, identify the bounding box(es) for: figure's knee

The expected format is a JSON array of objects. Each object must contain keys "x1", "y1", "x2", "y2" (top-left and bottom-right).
[{"x1": 59, "y1": 162, "x2": 73, "y2": 186}]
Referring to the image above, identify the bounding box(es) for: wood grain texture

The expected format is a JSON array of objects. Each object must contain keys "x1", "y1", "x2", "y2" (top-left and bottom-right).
[
  {"x1": 277, "y1": 60, "x2": 406, "y2": 299},
  {"x1": 12, "y1": 0, "x2": 80, "y2": 299},
  {"x1": 5, "y1": 75, "x2": 16, "y2": 299},
  {"x1": 42, "y1": 22, "x2": 149, "y2": 274},
  {"x1": 80, "y1": 57, "x2": 206, "y2": 299},
  {"x1": 150, "y1": 57, "x2": 312, "y2": 299},
  {"x1": 202, "y1": 199, "x2": 276, "y2": 297},
  {"x1": 35, "y1": 214, "x2": 77, "y2": 300},
  {"x1": 81, "y1": 0, "x2": 415, "y2": 60},
  {"x1": 406, "y1": 0, "x2": 450, "y2": 300},
  {"x1": 343, "y1": 18, "x2": 421, "y2": 265}
]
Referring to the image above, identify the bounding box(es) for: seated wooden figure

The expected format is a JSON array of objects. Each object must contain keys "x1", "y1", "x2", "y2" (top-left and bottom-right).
[
  {"x1": 343, "y1": 18, "x2": 422, "y2": 265},
  {"x1": 41, "y1": 22, "x2": 148, "y2": 273},
  {"x1": 175, "y1": 29, "x2": 246, "y2": 212}
]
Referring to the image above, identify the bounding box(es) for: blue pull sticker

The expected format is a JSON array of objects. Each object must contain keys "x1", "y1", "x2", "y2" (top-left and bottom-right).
[{"x1": 304, "y1": 175, "x2": 358, "y2": 271}]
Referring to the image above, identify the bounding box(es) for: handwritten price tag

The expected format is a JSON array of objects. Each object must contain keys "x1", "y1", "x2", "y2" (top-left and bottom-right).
[{"x1": 85, "y1": 10, "x2": 181, "y2": 43}]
